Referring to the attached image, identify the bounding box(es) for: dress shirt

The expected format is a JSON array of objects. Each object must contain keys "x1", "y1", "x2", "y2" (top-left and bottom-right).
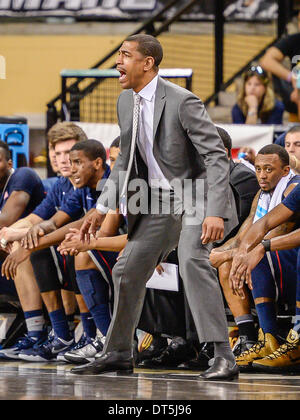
[
  {"x1": 97, "y1": 75, "x2": 170, "y2": 215},
  {"x1": 135, "y1": 75, "x2": 171, "y2": 190}
]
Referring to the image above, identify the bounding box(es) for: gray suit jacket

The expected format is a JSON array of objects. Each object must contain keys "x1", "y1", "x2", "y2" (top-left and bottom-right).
[{"x1": 98, "y1": 76, "x2": 238, "y2": 236}]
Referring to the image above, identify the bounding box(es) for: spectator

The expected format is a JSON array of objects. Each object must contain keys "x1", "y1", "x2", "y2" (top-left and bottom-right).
[
  {"x1": 232, "y1": 65, "x2": 284, "y2": 124},
  {"x1": 224, "y1": 0, "x2": 278, "y2": 20},
  {"x1": 260, "y1": 28, "x2": 300, "y2": 122},
  {"x1": 237, "y1": 146, "x2": 256, "y2": 172},
  {"x1": 210, "y1": 144, "x2": 300, "y2": 364}
]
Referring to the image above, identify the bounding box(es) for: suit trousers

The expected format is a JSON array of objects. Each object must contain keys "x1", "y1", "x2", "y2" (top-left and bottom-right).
[{"x1": 103, "y1": 210, "x2": 229, "y2": 355}]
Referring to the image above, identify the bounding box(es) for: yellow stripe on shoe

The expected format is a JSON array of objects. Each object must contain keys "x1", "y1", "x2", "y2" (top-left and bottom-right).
[{"x1": 138, "y1": 333, "x2": 153, "y2": 353}]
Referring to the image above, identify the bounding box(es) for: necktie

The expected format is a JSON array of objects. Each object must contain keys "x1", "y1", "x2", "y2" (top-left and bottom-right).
[{"x1": 120, "y1": 93, "x2": 141, "y2": 216}]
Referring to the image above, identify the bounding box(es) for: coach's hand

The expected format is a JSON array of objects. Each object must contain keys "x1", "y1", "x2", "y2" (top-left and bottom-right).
[{"x1": 201, "y1": 216, "x2": 224, "y2": 244}]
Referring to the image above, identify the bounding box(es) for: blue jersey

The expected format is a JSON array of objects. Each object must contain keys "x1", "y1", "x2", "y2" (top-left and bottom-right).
[
  {"x1": 33, "y1": 177, "x2": 74, "y2": 220},
  {"x1": 42, "y1": 176, "x2": 59, "y2": 194},
  {"x1": 0, "y1": 167, "x2": 45, "y2": 218},
  {"x1": 60, "y1": 164, "x2": 111, "y2": 221},
  {"x1": 282, "y1": 182, "x2": 300, "y2": 213}
]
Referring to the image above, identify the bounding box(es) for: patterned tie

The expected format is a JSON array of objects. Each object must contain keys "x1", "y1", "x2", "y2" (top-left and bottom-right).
[{"x1": 120, "y1": 93, "x2": 141, "y2": 216}]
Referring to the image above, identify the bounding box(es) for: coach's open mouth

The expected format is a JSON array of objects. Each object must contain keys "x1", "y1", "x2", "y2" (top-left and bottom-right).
[{"x1": 118, "y1": 69, "x2": 127, "y2": 83}]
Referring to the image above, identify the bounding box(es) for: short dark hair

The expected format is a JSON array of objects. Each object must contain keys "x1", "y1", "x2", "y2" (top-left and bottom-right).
[
  {"x1": 257, "y1": 144, "x2": 290, "y2": 166},
  {"x1": 110, "y1": 136, "x2": 120, "y2": 149},
  {"x1": 125, "y1": 34, "x2": 163, "y2": 69},
  {"x1": 286, "y1": 125, "x2": 300, "y2": 137},
  {"x1": 216, "y1": 126, "x2": 232, "y2": 157},
  {"x1": 0, "y1": 140, "x2": 11, "y2": 161},
  {"x1": 70, "y1": 139, "x2": 107, "y2": 169}
]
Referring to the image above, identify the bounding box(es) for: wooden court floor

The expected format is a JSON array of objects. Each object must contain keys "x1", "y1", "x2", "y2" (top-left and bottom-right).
[{"x1": 0, "y1": 359, "x2": 299, "y2": 401}]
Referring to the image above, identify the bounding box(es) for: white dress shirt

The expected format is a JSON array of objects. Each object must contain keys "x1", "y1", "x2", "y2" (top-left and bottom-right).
[
  {"x1": 97, "y1": 75, "x2": 170, "y2": 214},
  {"x1": 135, "y1": 75, "x2": 171, "y2": 190}
]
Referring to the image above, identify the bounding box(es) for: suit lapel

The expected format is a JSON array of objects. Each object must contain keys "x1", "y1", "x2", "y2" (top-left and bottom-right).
[
  {"x1": 119, "y1": 91, "x2": 134, "y2": 161},
  {"x1": 153, "y1": 77, "x2": 166, "y2": 141}
]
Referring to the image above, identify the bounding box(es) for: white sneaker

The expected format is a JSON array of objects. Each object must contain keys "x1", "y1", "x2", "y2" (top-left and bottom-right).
[{"x1": 64, "y1": 336, "x2": 105, "y2": 364}]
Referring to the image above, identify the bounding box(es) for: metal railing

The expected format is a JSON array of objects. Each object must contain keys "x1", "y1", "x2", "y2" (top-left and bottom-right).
[{"x1": 60, "y1": 68, "x2": 193, "y2": 124}]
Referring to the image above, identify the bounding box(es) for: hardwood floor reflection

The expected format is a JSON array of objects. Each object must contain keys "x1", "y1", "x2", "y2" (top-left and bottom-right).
[{"x1": 0, "y1": 361, "x2": 299, "y2": 400}]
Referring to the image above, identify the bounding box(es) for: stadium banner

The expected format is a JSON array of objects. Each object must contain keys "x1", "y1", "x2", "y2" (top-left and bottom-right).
[{"x1": 0, "y1": 0, "x2": 277, "y2": 20}]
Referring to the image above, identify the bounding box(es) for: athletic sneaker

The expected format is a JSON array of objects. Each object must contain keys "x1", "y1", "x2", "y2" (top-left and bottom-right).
[
  {"x1": 0, "y1": 331, "x2": 48, "y2": 360},
  {"x1": 19, "y1": 331, "x2": 74, "y2": 362},
  {"x1": 235, "y1": 328, "x2": 280, "y2": 368},
  {"x1": 56, "y1": 334, "x2": 91, "y2": 363},
  {"x1": 232, "y1": 336, "x2": 256, "y2": 357},
  {"x1": 64, "y1": 336, "x2": 105, "y2": 364},
  {"x1": 252, "y1": 329, "x2": 300, "y2": 373}
]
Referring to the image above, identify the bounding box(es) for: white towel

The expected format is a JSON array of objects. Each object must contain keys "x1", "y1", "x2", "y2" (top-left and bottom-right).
[
  {"x1": 253, "y1": 171, "x2": 294, "y2": 223},
  {"x1": 253, "y1": 171, "x2": 294, "y2": 301}
]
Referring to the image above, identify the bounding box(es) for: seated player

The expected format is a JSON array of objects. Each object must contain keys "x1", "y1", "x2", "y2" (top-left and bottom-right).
[
  {"x1": 1, "y1": 140, "x2": 119, "y2": 362},
  {"x1": 229, "y1": 182, "x2": 300, "y2": 372},
  {"x1": 0, "y1": 139, "x2": 44, "y2": 299},
  {"x1": 0, "y1": 121, "x2": 88, "y2": 359},
  {"x1": 210, "y1": 144, "x2": 300, "y2": 368}
]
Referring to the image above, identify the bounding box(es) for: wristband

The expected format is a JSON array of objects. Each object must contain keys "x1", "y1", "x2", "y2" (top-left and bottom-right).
[
  {"x1": 247, "y1": 110, "x2": 258, "y2": 117},
  {"x1": 261, "y1": 239, "x2": 271, "y2": 252}
]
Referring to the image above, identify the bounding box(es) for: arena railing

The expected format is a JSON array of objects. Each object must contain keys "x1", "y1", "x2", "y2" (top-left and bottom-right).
[{"x1": 59, "y1": 68, "x2": 193, "y2": 124}]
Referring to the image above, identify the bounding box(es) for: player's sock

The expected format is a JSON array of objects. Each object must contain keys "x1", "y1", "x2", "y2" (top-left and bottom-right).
[{"x1": 76, "y1": 269, "x2": 111, "y2": 336}]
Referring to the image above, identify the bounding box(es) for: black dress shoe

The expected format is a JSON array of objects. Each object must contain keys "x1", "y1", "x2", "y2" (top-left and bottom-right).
[
  {"x1": 136, "y1": 336, "x2": 168, "y2": 364},
  {"x1": 70, "y1": 351, "x2": 134, "y2": 375},
  {"x1": 199, "y1": 357, "x2": 239, "y2": 381},
  {"x1": 178, "y1": 342, "x2": 214, "y2": 370},
  {"x1": 138, "y1": 337, "x2": 196, "y2": 369}
]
